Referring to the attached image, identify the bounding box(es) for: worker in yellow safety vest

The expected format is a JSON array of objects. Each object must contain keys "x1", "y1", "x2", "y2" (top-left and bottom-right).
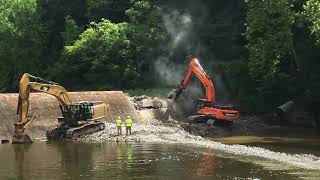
[
  {"x1": 115, "y1": 116, "x2": 122, "y2": 136},
  {"x1": 125, "y1": 116, "x2": 133, "y2": 135}
]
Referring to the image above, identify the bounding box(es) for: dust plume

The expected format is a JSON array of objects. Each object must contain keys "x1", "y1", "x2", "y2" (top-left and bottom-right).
[
  {"x1": 153, "y1": 2, "x2": 232, "y2": 103},
  {"x1": 154, "y1": 10, "x2": 194, "y2": 86},
  {"x1": 162, "y1": 10, "x2": 193, "y2": 53}
]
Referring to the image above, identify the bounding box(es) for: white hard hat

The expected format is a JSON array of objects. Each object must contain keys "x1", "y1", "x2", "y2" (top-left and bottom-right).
[
  {"x1": 127, "y1": 116, "x2": 130, "y2": 118},
  {"x1": 118, "y1": 116, "x2": 121, "y2": 119}
]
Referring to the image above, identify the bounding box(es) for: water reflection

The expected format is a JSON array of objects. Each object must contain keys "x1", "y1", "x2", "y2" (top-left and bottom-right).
[
  {"x1": 58, "y1": 142, "x2": 95, "y2": 179},
  {"x1": 13, "y1": 144, "x2": 32, "y2": 180},
  {"x1": 0, "y1": 142, "x2": 295, "y2": 179},
  {"x1": 184, "y1": 149, "x2": 216, "y2": 177},
  {"x1": 114, "y1": 144, "x2": 134, "y2": 173}
]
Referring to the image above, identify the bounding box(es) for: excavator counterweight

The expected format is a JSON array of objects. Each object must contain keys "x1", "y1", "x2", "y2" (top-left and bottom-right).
[{"x1": 12, "y1": 73, "x2": 109, "y2": 143}]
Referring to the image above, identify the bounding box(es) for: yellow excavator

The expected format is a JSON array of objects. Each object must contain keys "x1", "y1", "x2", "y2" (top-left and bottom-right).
[{"x1": 12, "y1": 73, "x2": 109, "y2": 144}]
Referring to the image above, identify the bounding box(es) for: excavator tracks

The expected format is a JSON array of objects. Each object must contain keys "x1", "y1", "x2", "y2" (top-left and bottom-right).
[{"x1": 46, "y1": 121, "x2": 105, "y2": 140}]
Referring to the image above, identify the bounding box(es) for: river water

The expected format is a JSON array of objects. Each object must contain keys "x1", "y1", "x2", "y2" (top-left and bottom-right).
[
  {"x1": 1, "y1": 123, "x2": 320, "y2": 179},
  {"x1": 0, "y1": 142, "x2": 300, "y2": 180}
]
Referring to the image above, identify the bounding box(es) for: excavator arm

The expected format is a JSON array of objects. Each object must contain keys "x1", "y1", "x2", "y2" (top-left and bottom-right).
[
  {"x1": 171, "y1": 58, "x2": 216, "y2": 103},
  {"x1": 13, "y1": 73, "x2": 72, "y2": 143}
]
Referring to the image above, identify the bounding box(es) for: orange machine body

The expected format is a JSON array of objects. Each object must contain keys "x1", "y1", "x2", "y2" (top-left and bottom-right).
[{"x1": 174, "y1": 58, "x2": 239, "y2": 121}]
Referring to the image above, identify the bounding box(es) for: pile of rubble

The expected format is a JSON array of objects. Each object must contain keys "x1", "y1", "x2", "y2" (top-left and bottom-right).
[
  {"x1": 129, "y1": 95, "x2": 269, "y2": 138},
  {"x1": 130, "y1": 95, "x2": 172, "y2": 122}
]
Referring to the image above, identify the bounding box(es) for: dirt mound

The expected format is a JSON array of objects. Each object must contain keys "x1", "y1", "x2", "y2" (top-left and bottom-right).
[{"x1": 0, "y1": 91, "x2": 139, "y2": 140}]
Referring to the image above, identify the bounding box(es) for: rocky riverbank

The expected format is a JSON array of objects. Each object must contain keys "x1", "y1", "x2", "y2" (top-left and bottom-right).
[{"x1": 129, "y1": 95, "x2": 271, "y2": 138}]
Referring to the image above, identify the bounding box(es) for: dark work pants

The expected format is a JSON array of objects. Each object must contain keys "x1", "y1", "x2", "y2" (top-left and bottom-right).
[{"x1": 126, "y1": 127, "x2": 132, "y2": 135}]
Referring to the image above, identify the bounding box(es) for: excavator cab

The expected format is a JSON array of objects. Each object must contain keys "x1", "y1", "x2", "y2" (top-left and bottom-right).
[{"x1": 72, "y1": 102, "x2": 93, "y2": 121}]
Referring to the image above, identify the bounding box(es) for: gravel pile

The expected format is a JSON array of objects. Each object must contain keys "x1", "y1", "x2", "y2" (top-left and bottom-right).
[{"x1": 79, "y1": 121, "x2": 195, "y2": 144}]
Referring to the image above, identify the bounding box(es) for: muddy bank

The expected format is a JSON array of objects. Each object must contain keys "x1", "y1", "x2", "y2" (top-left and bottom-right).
[
  {"x1": 0, "y1": 91, "x2": 139, "y2": 140},
  {"x1": 1, "y1": 92, "x2": 315, "y2": 141}
]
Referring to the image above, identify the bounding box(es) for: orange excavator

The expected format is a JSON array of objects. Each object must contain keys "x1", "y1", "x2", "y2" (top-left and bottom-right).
[{"x1": 169, "y1": 58, "x2": 239, "y2": 125}]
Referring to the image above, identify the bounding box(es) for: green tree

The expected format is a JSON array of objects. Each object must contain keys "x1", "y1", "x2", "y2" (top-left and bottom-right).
[
  {"x1": 244, "y1": 0, "x2": 298, "y2": 110},
  {"x1": 126, "y1": 0, "x2": 168, "y2": 86},
  {"x1": 49, "y1": 0, "x2": 167, "y2": 90},
  {"x1": 51, "y1": 19, "x2": 138, "y2": 89},
  {"x1": 36, "y1": 0, "x2": 88, "y2": 66},
  {"x1": 61, "y1": 15, "x2": 81, "y2": 45},
  {"x1": 86, "y1": 0, "x2": 131, "y2": 23},
  {"x1": 304, "y1": 0, "x2": 320, "y2": 44},
  {"x1": 199, "y1": 0, "x2": 246, "y2": 60},
  {"x1": 300, "y1": 0, "x2": 320, "y2": 119},
  {"x1": 0, "y1": 0, "x2": 44, "y2": 92}
]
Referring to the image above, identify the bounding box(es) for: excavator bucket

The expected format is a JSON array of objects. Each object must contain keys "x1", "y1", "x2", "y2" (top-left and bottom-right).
[
  {"x1": 12, "y1": 116, "x2": 34, "y2": 143},
  {"x1": 12, "y1": 133, "x2": 33, "y2": 144}
]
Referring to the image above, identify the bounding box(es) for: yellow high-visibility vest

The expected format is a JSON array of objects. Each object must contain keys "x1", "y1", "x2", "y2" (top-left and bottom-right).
[
  {"x1": 116, "y1": 119, "x2": 122, "y2": 127},
  {"x1": 125, "y1": 118, "x2": 133, "y2": 127}
]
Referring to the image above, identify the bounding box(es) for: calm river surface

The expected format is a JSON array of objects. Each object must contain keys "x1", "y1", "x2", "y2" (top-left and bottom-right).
[{"x1": 1, "y1": 139, "x2": 318, "y2": 180}]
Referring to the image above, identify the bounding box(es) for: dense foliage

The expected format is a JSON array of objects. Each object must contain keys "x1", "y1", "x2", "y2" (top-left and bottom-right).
[
  {"x1": 54, "y1": 20, "x2": 137, "y2": 89},
  {"x1": 304, "y1": 0, "x2": 320, "y2": 44},
  {"x1": 244, "y1": 0, "x2": 298, "y2": 110},
  {"x1": 0, "y1": 0, "x2": 44, "y2": 91},
  {"x1": 0, "y1": 0, "x2": 320, "y2": 113}
]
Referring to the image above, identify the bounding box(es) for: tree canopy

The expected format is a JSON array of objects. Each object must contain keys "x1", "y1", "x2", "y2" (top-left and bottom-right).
[{"x1": 0, "y1": 0, "x2": 320, "y2": 112}]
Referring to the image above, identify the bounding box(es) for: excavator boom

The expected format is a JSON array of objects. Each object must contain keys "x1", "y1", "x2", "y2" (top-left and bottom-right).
[
  {"x1": 181, "y1": 58, "x2": 215, "y2": 102},
  {"x1": 171, "y1": 58, "x2": 215, "y2": 103}
]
